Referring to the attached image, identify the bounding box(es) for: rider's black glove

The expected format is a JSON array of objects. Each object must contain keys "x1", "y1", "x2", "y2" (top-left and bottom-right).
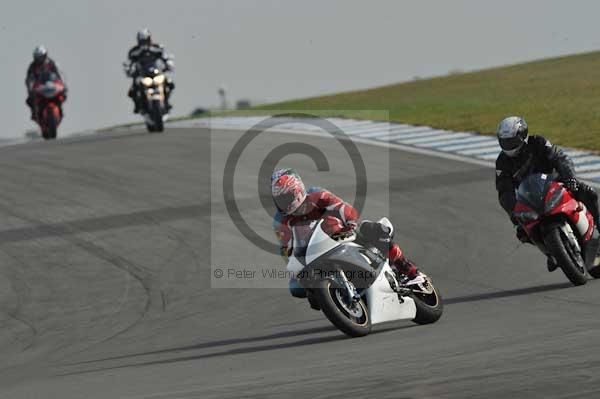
[{"x1": 563, "y1": 177, "x2": 579, "y2": 192}]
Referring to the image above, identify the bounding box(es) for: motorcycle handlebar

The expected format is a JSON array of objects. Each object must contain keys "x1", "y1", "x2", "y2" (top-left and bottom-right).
[{"x1": 331, "y1": 230, "x2": 356, "y2": 241}]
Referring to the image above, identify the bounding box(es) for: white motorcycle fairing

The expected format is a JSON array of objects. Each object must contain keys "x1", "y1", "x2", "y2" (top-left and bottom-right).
[
  {"x1": 287, "y1": 219, "x2": 417, "y2": 325},
  {"x1": 366, "y1": 262, "x2": 417, "y2": 324}
]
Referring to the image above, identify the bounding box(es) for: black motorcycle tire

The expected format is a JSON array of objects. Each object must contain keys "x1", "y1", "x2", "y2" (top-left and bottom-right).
[
  {"x1": 313, "y1": 278, "x2": 371, "y2": 337},
  {"x1": 411, "y1": 282, "x2": 444, "y2": 325},
  {"x1": 151, "y1": 99, "x2": 164, "y2": 132},
  {"x1": 47, "y1": 115, "x2": 57, "y2": 139},
  {"x1": 43, "y1": 111, "x2": 57, "y2": 140},
  {"x1": 544, "y1": 226, "x2": 587, "y2": 286}
]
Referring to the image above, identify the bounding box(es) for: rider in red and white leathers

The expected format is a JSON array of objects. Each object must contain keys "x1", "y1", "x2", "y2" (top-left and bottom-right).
[{"x1": 271, "y1": 169, "x2": 418, "y2": 297}]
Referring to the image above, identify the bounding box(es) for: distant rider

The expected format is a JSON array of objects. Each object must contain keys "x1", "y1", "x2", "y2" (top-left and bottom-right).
[
  {"x1": 271, "y1": 169, "x2": 421, "y2": 297},
  {"x1": 25, "y1": 46, "x2": 65, "y2": 120},
  {"x1": 495, "y1": 116, "x2": 600, "y2": 271},
  {"x1": 124, "y1": 28, "x2": 175, "y2": 113}
]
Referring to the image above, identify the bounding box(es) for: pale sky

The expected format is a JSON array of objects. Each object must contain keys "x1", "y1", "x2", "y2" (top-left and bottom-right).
[{"x1": 2, "y1": 0, "x2": 600, "y2": 138}]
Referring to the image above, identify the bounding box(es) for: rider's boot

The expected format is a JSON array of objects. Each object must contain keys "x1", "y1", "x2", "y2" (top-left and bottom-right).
[
  {"x1": 129, "y1": 87, "x2": 140, "y2": 114},
  {"x1": 547, "y1": 257, "x2": 558, "y2": 272},
  {"x1": 166, "y1": 81, "x2": 175, "y2": 112},
  {"x1": 393, "y1": 257, "x2": 420, "y2": 286},
  {"x1": 288, "y1": 278, "x2": 306, "y2": 299},
  {"x1": 165, "y1": 91, "x2": 173, "y2": 113},
  {"x1": 26, "y1": 96, "x2": 35, "y2": 120}
]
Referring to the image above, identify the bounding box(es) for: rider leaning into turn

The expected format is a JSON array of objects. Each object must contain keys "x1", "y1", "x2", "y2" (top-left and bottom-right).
[
  {"x1": 495, "y1": 116, "x2": 600, "y2": 271},
  {"x1": 125, "y1": 28, "x2": 175, "y2": 113},
  {"x1": 271, "y1": 168, "x2": 421, "y2": 297},
  {"x1": 25, "y1": 46, "x2": 65, "y2": 120}
]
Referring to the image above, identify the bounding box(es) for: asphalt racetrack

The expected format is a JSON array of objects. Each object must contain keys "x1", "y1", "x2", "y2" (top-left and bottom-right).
[{"x1": 0, "y1": 126, "x2": 599, "y2": 398}]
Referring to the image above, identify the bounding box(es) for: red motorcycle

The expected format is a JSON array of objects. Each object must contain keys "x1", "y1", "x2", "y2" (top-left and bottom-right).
[
  {"x1": 514, "y1": 173, "x2": 600, "y2": 285},
  {"x1": 32, "y1": 74, "x2": 66, "y2": 140}
]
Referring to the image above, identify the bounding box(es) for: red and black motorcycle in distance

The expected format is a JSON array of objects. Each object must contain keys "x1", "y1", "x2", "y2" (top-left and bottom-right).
[
  {"x1": 514, "y1": 173, "x2": 600, "y2": 285},
  {"x1": 32, "y1": 76, "x2": 66, "y2": 140}
]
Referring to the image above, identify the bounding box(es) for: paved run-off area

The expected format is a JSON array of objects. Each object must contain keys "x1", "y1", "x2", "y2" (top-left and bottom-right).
[{"x1": 0, "y1": 124, "x2": 599, "y2": 398}]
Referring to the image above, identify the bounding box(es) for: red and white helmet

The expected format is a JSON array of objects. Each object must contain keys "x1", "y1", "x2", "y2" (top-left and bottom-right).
[{"x1": 271, "y1": 169, "x2": 306, "y2": 215}]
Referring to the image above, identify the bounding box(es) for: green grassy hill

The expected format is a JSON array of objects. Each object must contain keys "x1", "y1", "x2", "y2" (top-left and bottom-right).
[{"x1": 253, "y1": 51, "x2": 600, "y2": 150}]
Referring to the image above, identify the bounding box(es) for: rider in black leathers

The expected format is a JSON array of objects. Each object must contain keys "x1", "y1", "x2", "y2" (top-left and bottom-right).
[
  {"x1": 125, "y1": 29, "x2": 174, "y2": 113},
  {"x1": 495, "y1": 116, "x2": 600, "y2": 270}
]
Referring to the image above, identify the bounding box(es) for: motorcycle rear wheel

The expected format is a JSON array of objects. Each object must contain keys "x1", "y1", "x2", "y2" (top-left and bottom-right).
[
  {"x1": 313, "y1": 278, "x2": 371, "y2": 337},
  {"x1": 411, "y1": 278, "x2": 444, "y2": 325},
  {"x1": 545, "y1": 226, "x2": 587, "y2": 286},
  {"x1": 589, "y1": 267, "x2": 600, "y2": 279}
]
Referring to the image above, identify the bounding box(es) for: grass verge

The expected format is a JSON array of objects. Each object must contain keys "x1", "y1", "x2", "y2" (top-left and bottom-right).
[{"x1": 215, "y1": 51, "x2": 600, "y2": 151}]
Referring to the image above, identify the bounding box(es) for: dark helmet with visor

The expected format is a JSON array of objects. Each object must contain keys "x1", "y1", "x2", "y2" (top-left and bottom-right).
[
  {"x1": 137, "y1": 28, "x2": 151, "y2": 46},
  {"x1": 497, "y1": 116, "x2": 528, "y2": 157}
]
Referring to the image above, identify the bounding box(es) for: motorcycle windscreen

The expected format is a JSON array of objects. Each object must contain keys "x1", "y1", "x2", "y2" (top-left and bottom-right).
[
  {"x1": 292, "y1": 219, "x2": 344, "y2": 266},
  {"x1": 516, "y1": 173, "x2": 554, "y2": 213},
  {"x1": 39, "y1": 70, "x2": 59, "y2": 84},
  {"x1": 141, "y1": 59, "x2": 167, "y2": 76}
]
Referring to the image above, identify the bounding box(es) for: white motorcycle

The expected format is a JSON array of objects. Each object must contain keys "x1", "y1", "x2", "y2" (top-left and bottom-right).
[{"x1": 287, "y1": 217, "x2": 443, "y2": 337}]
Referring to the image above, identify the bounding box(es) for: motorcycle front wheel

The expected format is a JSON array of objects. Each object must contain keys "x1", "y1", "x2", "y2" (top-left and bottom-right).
[
  {"x1": 544, "y1": 226, "x2": 587, "y2": 286},
  {"x1": 313, "y1": 278, "x2": 371, "y2": 337},
  {"x1": 41, "y1": 105, "x2": 58, "y2": 140},
  {"x1": 151, "y1": 99, "x2": 164, "y2": 132}
]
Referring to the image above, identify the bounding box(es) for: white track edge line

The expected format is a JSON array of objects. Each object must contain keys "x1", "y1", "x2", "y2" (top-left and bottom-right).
[{"x1": 205, "y1": 122, "x2": 600, "y2": 189}]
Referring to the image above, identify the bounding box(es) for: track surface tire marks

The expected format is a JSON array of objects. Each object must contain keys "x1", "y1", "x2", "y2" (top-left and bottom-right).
[{"x1": 0, "y1": 127, "x2": 598, "y2": 398}]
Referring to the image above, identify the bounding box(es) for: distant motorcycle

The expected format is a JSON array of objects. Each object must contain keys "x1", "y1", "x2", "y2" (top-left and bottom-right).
[
  {"x1": 287, "y1": 217, "x2": 443, "y2": 337},
  {"x1": 514, "y1": 173, "x2": 600, "y2": 285},
  {"x1": 125, "y1": 59, "x2": 172, "y2": 133},
  {"x1": 32, "y1": 73, "x2": 65, "y2": 140}
]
